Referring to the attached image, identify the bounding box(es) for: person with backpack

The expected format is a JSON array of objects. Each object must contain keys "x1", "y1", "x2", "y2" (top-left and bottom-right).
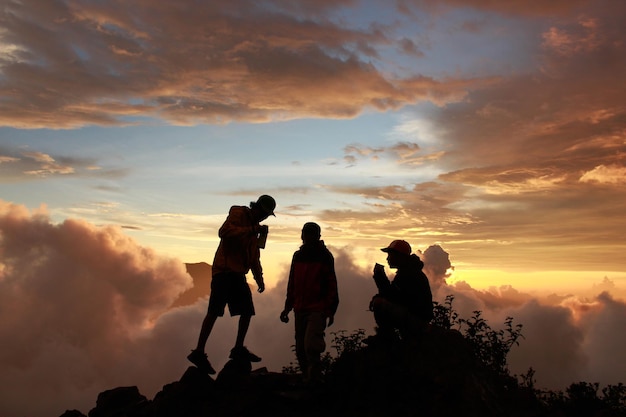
[
  {"x1": 280, "y1": 222, "x2": 339, "y2": 384},
  {"x1": 369, "y1": 239, "x2": 433, "y2": 343},
  {"x1": 187, "y1": 195, "x2": 276, "y2": 374}
]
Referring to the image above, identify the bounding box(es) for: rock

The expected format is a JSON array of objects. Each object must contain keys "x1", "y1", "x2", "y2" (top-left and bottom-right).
[
  {"x1": 75, "y1": 328, "x2": 573, "y2": 417},
  {"x1": 88, "y1": 386, "x2": 148, "y2": 417},
  {"x1": 59, "y1": 410, "x2": 87, "y2": 417}
]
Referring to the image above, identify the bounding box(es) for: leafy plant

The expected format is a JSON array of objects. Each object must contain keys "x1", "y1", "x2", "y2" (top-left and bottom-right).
[
  {"x1": 431, "y1": 294, "x2": 458, "y2": 330},
  {"x1": 281, "y1": 328, "x2": 367, "y2": 376},
  {"x1": 329, "y1": 328, "x2": 367, "y2": 356},
  {"x1": 536, "y1": 381, "x2": 626, "y2": 415},
  {"x1": 601, "y1": 383, "x2": 626, "y2": 411},
  {"x1": 432, "y1": 294, "x2": 523, "y2": 376},
  {"x1": 459, "y1": 312, "x2": 523, "y2": 375}
]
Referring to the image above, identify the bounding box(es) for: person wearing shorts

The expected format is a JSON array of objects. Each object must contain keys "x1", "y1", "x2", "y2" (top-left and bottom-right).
[
  {"x1": 187, "y1": 195, "x2": 276, "y2": 374},
  {"x1": 208, "y1": 272, "x2": 255, "y2": 317}
]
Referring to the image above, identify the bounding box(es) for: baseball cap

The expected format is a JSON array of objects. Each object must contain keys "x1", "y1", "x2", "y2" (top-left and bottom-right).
[
  {"x1": 253, "y1": 195, "x2": 276, "y2": 216},
  {"x1": 381, "y1": 240, "x2": 411, "y2": 255}
]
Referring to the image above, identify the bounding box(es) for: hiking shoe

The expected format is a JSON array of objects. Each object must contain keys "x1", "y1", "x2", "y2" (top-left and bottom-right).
[
  {"x1": 229, "y1": 346, "x2": 262, "y2": 362},
  {"x1": 187, "y1": 349, "x2": 216, "y2": 374}
]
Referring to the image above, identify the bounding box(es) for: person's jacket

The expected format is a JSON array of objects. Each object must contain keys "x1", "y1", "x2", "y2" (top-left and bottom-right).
[
  {"x1": 378, "y1": 254, "x2": 433, "y2": 322},
  {"x1": 284, "y1": 240, "x2": 339, "y2": 317},
  {"x1": 212, "y1": 205, "x2": 262, "y2": 280}
]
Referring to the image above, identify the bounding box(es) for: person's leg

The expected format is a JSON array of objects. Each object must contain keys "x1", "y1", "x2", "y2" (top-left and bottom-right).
[
  {"x1": 188, "y1": 310, "x2": 218, "y2": 374},
  {"x1": 195, "y1": 312, "x2": 218, "y2": 351},
  {"x1": 399, "y1": 313, "x2": 428, "y2": 343},
  {"x1": 187, "y1": 274, "x2": 228, "y2": 374},
  {"x1": 235, "y1": 314, "x2": 251, "y2": 348},
  {"x1": 196, "y1": 273, "x2": 228, "y2": 351},
  {"x1": 371, "y1": 297, "x2": 400, "y2": 342},
  {"x1": 294, "y1": 312, "x2": 308, "y2": 378},
  {"x1": 230, "y1": 313, "x2": 261, "y2": 362},
  {"x1": 228, "y1": 274, "x2": 262, "y2": 362},
  {"x1": 304, "y1": 312, "x2": 327, "y2": 383}
]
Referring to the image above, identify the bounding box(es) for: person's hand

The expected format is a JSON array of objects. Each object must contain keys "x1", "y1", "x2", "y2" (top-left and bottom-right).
[
  {"x1": 280, "y1": 310, "x2": 290, "y2": 323},
  {"x1": 258, "y1": 224, "x2": 269, "y2": 235},
  {"x1": 327, "y1": 315, "x2": 334, "y2": 327},
  {"x1": 256, "y1": 279, "x2": 265, "y2": 293},
  {"x1": 373, "y1": 262, "x2": 385, "y2": 275},
  {"x1": 369, "y1": 295, "x2": 381, "y2": 311}
]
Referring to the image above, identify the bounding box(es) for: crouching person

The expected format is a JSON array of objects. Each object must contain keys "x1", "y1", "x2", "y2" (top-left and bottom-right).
[{"x1": 369, "y1": 239, "x2": 433, "y2": 343}]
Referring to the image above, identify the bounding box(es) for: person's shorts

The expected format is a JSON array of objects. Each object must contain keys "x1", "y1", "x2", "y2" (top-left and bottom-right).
[{"x1": 207, "y1": 272, "x2": 255, "y2": 317}]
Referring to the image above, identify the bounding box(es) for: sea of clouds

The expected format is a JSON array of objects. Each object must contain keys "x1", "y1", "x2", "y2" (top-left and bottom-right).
[{"x1": 1, "y1": 200, "x2": 625, "y2": 417}]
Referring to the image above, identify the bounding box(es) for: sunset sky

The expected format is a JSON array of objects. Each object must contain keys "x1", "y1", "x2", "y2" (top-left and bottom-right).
[{"x1": 1, "y1": 1, "x2": 625, "y2": 416}]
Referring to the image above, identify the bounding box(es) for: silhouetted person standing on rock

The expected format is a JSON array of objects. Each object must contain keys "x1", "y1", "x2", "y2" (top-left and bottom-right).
[
  {"x1": 280, "y1": 222, "x2": 339, "y2": 384},
  {"x1": 369, "y1": 239, "x2": 433, "y2": 343},
  {"x1": 187, "y1": 195, "x2": 276, "y2": 374}
]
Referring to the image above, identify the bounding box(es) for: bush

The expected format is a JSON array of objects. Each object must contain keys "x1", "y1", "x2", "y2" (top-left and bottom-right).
[
  {"x1": 537, "y1": 381, "x2": 626, "y2": 415},
  {"x1": 282, "y1": 295, "x2": 626, "y2": 416},
  {"x1": 281, "y1": 328, "x2": 366, "y2": 376},
  {"x1": 432, "y1": 294, "x2": 523, "y2": 376}
]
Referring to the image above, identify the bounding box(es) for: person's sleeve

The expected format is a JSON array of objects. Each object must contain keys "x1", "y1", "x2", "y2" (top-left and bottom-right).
[
  {"x1": 284, "y1": 254, "x2": 297, "y2": 311},
  {"x1": 376, "y1": 273, "x2": 392, "y2": 297},
  {"x1": 218, "y1": 207, "x2": 255, "y2": 239},
  {"x1": 325, "y1": 253, "x2": 340, "y2": 316},
  {"x1": 250, "y1": 243, "x2": 263, "y2": 281}
]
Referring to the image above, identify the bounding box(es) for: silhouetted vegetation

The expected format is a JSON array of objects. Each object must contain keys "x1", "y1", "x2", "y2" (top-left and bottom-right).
[
  {"x1": 73, "y1": 294, "x2": 626, "y2": 417},
  {"x1": 438, "y1": 296, "x2": 626, "y2": 414},
  {"x1": 281, "y1": 294, "x2": 626, "y2": 416},
  {"x1": 282, "y1": 328, "x2": 367, "y2": 376},
  {"x1": 433, "y1": 295, "x2": 523, "y2": 376}
]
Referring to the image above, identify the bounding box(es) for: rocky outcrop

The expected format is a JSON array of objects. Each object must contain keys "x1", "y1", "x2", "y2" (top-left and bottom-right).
[{"x1": 58, "y1": 328, "x2": 546, "y2": 417}]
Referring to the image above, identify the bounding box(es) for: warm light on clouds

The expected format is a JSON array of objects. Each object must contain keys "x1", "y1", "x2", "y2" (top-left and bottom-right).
[
  {"x1": 0, "y1": 200, "x2": 192, "y2": 416},
  {"x1": 580, "y1": 164, "x2": 626, "y2": 184},
  {"x1": 0, "y1": 0, "x2": 476, "y2": 128},
  {"x1": 1, "y1": 0, "x2": 625, "y2": 415},
  {"x1": 1, "y1": 203, "x2": 625, "y2": 417},
  {"x1": 542, "y1": 17, "x2": 603, "y2": 57}
]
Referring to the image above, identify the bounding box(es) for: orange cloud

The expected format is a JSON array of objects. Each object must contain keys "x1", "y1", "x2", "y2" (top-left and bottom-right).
[
  {"x1": 1, "y1": 204, "x2": 625, "y2": 416},
  {"x1": 0, "y1": 146, "x2": 129, "y2": 183},
  {"x1": 0, "y1": 201, "x2": 191, "y2": 416},
  {"x1": 0, "y1": 0, "x2": 478, "y2": 129},
  {"x1": 580, "y1": 164, "x2": 626, "y2": 184},
  {"x1": 403, "y1": 0, "x2": 591, "y2": 16}
]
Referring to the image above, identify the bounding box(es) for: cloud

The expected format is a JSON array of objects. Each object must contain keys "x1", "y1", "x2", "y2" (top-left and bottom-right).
[
  {"x1": 542, "y1": 16, "x2": 605, "y2": 57},
  {"x1": 580, "y1": 292, "x2": 626, "y2": 385},
  {"x1": 421, "y1": 244, "x2": 453, "y2": 289},
  {"x1": 344, "y1": 141, "x2": 441, "y2": 168},
  {"x1": 0, "y1": 201, "x2": 192, "y2": 417},
  {"x1": 0, "y1": 145, "x2": 129, "y2": 183},
  {"x1": 0, "y1": 0, "x2": 477, "y2": 129},
  {"x1": 580, "y1": 164, "x2": 626, "y2": 184},
  {"x1": 0, "y1": 204, "x2": 625, "y2": 416},
  {"x1": 402, "y1": 0, "x2": 591, "y2": 17},
  {"x1": 505, "y1": 300, "x2": 588, "y2": 387},
  {"x1": 313, "y1": 0, "x2": 626, "y2": 272}
]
